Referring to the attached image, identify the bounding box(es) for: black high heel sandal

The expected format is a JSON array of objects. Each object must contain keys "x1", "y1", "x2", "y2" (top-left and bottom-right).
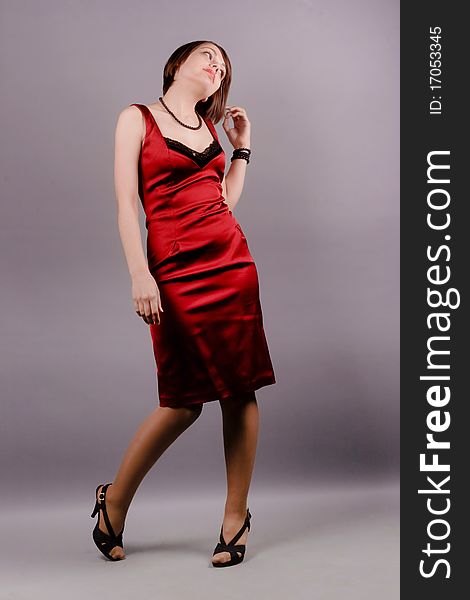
[
  {"x1": 90, "y1": 483, "x2": 125, "y2": 561},
  {"x1": 212, "y1": 508, "x2": 252, "y2": 567}
]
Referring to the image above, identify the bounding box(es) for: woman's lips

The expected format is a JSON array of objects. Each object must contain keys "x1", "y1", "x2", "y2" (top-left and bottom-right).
[{"x1": 203, "y1": 69, "x2": 215, "y2": 82}]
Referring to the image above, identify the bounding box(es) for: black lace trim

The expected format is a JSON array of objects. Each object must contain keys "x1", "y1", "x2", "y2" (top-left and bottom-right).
[{"x1": 164, "y1": 137, "x2": 223, "y2": 168}]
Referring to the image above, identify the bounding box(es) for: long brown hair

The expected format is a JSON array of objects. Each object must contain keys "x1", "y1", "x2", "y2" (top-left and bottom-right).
[{"x1": 162, "y1": 40, "x2": 232, "y2": 124}]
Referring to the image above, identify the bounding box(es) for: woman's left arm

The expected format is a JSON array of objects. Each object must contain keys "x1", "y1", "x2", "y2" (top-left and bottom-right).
[{"x1": 222, "y1": 106, "x2": 251, "y2": 211}]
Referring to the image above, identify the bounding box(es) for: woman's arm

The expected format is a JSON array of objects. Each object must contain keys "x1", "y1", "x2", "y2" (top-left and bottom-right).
[
  {"x1": 222, "y1": 153, "x2": 249, "y2": 212},
  {"x1": 114, "y1": 106, "x2": 163, "y2": 324},
  {"x1": 221, "y1": 106, "x2": 251, "y2": 212},
  {"x1": 114, "y1": 107, "x2": 148, "y2": 277}
]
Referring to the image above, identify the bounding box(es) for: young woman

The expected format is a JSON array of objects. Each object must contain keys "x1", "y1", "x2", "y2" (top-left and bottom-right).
[{"x1": 90, "y1": 40, "x2": 276, "y2": 567}]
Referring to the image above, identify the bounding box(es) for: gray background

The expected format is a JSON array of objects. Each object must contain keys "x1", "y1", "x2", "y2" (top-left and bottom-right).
[{"x1": 1, "y1": 0, "x2": 399, "y2": 598}]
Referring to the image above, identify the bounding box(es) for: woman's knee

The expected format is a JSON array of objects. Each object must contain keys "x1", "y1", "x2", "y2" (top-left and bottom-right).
[
  {"x1": 182, "y1": 402, "x2": 204, "y2": 420},
  {"x1": 220, "y1": 390, "x2": 256, "y2": 410},
  {"x1": 162, "y1": 403, "x2": 203, "y2": 421}
]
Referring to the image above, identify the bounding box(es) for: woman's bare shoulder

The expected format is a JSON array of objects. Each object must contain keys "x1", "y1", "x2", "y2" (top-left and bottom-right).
[
  {"x1": 118, "y1": 103, "x2": 145, "y2": 120},
  {"x1": 114, "y1": 105, "x2": 146, "y2": 144}
]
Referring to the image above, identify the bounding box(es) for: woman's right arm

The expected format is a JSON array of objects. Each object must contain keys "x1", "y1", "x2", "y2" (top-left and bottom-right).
[{"x1": 114, "y1": 106, "x2": 163, "y2": 325}]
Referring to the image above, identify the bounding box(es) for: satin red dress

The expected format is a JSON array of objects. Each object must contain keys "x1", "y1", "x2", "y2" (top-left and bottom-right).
[{"x1": 130, "y1": 103, "x2": 276, "y2": 407}]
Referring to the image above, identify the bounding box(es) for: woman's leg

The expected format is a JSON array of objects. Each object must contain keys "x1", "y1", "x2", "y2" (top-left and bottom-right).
[
  {"x1": 96, "y1": 403, "x2": 203, "y2": 559},
  {"x1": 212, "y1": 391, "x2": 259, "y2": 564}
]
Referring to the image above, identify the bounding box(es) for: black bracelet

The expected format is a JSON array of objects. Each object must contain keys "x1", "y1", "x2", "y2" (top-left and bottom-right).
[{"x1": 231, "y1": 147, "x2": 251, "y2": 164}]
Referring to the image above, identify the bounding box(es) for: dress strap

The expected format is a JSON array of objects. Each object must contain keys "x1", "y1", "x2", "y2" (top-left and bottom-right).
[
  {"x1": 129, "y1": 103, "x2": 155, "y2": 140},
  {"x1": 203, "y1": 115, "x2": 219, "y2": 143},
  {"x1": 130, "y1": 103, "x2": 153, "y2": 123},
  {"x1": 129, "y1": 103, "x2": 147, "y2": 115}
]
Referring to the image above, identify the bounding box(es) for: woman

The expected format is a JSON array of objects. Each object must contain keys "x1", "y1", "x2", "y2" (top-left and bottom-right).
[{"x1": 90, "y1": 40, "x2": 276, "y2": 567}]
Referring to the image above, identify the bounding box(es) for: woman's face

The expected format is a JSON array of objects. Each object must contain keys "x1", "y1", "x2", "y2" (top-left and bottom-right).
[{"x1": 176, "y1": 44, "x2": 227, "y2": 94}]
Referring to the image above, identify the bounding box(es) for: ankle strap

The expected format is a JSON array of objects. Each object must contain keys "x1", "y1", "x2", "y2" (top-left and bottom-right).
[
  {"x1": 97, "y1": 483, "x2": 117, "y2": 538},
  {"x1": 220, "y1": 508, "x2": 252, "y2": 547},
  {"x1": 98, "y1": 482, "x2": 111, "y2": 502}
]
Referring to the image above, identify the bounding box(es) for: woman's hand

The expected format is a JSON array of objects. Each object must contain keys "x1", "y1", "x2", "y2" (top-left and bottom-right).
[
  {"x1": 222, "y1": 105, "x2": 251, "y2": 149},
  {"x1": 131, "y1": 269, "x2": 164, "y2": 325}
]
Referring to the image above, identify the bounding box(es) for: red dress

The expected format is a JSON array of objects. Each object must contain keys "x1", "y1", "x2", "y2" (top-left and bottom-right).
[{"x1": 130, "y1": 103, "x2": 276, "y2": 407}]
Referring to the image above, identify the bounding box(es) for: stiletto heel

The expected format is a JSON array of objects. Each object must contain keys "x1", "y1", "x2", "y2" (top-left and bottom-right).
[
  {"x1": 90, "y1": 483, "x2": 125, "y2": 561},
  {"x1": 212, "y1": 508, "x2": 252, "y2": 567}
]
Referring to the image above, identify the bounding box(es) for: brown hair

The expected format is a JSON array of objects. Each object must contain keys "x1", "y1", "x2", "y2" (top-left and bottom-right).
[{"x1": 162, "y1": 40, "x2": 232, "y2": 124}]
